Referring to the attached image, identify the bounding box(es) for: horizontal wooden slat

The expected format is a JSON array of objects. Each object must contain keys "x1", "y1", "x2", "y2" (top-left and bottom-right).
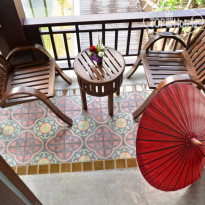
[
  {"x1": 12, "y1": 70, "x2": 50, "y2": 80},
  {"x1": 13, "y1": 66, "x2": 50, "y2": 76},
  {"x1": 151, "y1": 70, "x2": 186, "y2": 75},
  {"x1": 147, "y1": 57, "x2": 182, "y2": 62},
  {"x1": 149, "y1": 66, "x2": 187, "y2": 71},
  {"x1": 14, "y1": 60, "x2": 49, "y2": 70},
  {"x1": 11, "y1": 75, "x2": 49, "y2": 85},
  {"x1": 147, "y1": 53, "x2": 182, "y2": 58},
  {"x1": 149, "y1": 61, "x2": 185, "y2": 66},
  {"x1": 11, "y1": 79, "x2": 49, "y2": 88}
]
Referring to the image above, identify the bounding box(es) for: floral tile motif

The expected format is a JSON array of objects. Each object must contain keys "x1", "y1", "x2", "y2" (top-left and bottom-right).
[
  {"x1": 0, "y1": 91, "x2": 148, "y2": 166},
  {"x1": 7, "y1": 130, "x2": 43, "y2": 164},
  {"x1": 0, "y1": 107, "x2": 10, "y2": 123},
  {"x1": 72, "y1": 112, "x2": 96, "y2": 137},
  {"x1": 109, "y1": 112, "x2": 134, "y2": 134},
  {"x1": 33, "y1": 118, "x2": 59, "y2": 140},
  {"x1": 71, "y1": 149, "x2": 98, "y2": 162},
  {"x1": 46, "y1": 128, "x2": 83, "y2": 162},
  {"x1": 11, "y1": 101, "x2": 46, "y2": 129},
  {"x1": 0, "y1": 120, "x2": 21, "y2": 142},
  {"x1": 30, "y1": 152, "x2": 58, "y2": 165},
  {"x1": 120, "y1": 92, "x2": 148, "y2": 116},
  {"x1": 124, "y1": 124, "x2": 138, "y2": 149},
  {"x1": 120, "y1": 93, "x2": 138, "y2": 108},
  {"x1": 48, "y1": 96, "x2": 82, "y2": 126},
  {"x1": 11, "y1": 113, "x2": 46, "y2": 129},
  {"x1": 87, "y1": 97, "x2": 101, "y2": 109},
  {"x1": 85, "y1": 125, "x2": 122, "y2": 159},
  {"x1": 0, "y1": 140, "x2": 5, "y2": 155},
  {"x1": 112, "y1": 145, "x2": 136, "y2": 159},
  {"x1": 11, "y1": 103, "x2": 30, "y2": 114},
  {"x1": 1, "y1": 153, "x2": 17, "y2": 166}
]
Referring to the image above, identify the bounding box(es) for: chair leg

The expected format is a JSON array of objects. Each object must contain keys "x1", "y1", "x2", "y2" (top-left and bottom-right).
[
  {"x1": 126, "y1": 54, "x2": 142, "y2": 79},
  {"x1": 44, "y1": 98, "x2": 73, "y2": 126},
  {"x1": 55, "y1": 62, "x2": 72, "y2": 84}
]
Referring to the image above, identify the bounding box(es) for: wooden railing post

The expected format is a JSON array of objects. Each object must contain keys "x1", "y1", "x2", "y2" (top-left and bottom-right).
[{"x1": 0, "y1": 0, "x2": 28, "y2": 56}]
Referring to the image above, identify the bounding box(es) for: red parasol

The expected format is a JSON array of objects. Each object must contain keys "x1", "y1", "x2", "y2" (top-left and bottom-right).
[{"x1": 136, "y1": 83, "x2": 205, "y2": 191}]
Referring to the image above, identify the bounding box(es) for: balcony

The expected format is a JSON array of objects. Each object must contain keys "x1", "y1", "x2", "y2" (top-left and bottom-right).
[
  {"x1": 0, "y1": 0, "x2": 205, "y2": 167},
  {"x1": 0, "y1": 1, "x2": 205, "y2": 203}
]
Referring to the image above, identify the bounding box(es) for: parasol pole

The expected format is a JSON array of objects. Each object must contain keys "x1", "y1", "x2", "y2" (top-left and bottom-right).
[{"x1": 191, "y1": 138, "x2": 202, "y2": 146}]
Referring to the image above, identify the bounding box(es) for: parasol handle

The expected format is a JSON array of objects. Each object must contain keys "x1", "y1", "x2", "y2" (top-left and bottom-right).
[{"x1": 192, "y1": 138, "x2": 202, "y2": 146}]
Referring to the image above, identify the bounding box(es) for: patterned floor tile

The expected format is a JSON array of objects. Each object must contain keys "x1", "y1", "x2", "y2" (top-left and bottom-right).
[
  {"x1": 124, "y1": 124, "x2": 138, "y2": 150},
  {"x1": 0, "y1": 140, "x2": 5, "y2": 155},
  {"x1": 48, "y1": 96, "x2": 82, "y2": 126},
  {"x1": 85, "y1": 125, "x2": 122, "y2": 159},
  {"x1": 0, "y1": 107, "x2": 10, "y2": 123},
  {"x1": 7, "y1": 130, "x2": 43, "y2": 165},
  {"x1": 11, "y1": 113, "x2": 46, "y2": 129},
  {"x1": 0, "y1": 91, "x2": 147, "y2": 166},
  {"x1": 45, "y1": 127, "x2": 83, "y2": 162}
]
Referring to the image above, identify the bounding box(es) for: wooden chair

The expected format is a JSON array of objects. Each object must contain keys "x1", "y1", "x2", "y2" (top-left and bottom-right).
[
  {"x1": 126, "y1": 24, "x2": 205, "y2": 120},
  {"x1": 127, "y1": 24, "x2": 205, "y2": 89},
  {"x1": 0, "y1": 44, "x2": 73, "y2": 126},
  {"x1": 132, "y1": 73, "x2": 205, "y2": 120}
]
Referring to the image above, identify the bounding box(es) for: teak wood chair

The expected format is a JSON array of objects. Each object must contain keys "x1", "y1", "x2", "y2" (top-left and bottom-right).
[
  {"x1": 127, "y1": 24, "x2": 205, "y2": 89},
  {"x1": 0, "y1": 44, "x2": 73, "y2": 126},
  {"x1": 132, "y1": 73, "x2": 205, "y2": 119},
  {"x1": 126, "y1": 24, "x2": 205, "y2": 120}
]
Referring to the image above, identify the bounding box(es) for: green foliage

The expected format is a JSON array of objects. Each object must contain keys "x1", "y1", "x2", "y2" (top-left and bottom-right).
[
  {"x1": 196, "y1": 0, "x2": 205, "y2": 5},
  {"x1": 157, "y1": 0, "x2": 204, "y2": 11}
]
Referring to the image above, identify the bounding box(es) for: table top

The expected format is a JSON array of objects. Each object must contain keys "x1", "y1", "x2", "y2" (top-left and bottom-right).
[{"x1": 74, "y1": 47, "x2": 125, "y2": 84}]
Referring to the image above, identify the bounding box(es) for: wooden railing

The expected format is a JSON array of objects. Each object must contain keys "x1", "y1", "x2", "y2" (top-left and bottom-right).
[{"x1": 24, "y1": 9, "x2": 205, "y2": 70}]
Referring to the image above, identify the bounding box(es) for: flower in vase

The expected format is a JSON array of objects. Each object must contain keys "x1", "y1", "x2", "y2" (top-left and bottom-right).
[
  {"x1": 89, "y1": 36, "x2": 105, "y2": 64},
  {"x1": 90, "y1": 46, "x2": 97, "y2": 53},
  {"x1": 91, "y1": 54, "x2": 102, "y2": 63},
  {"x1": 98, "y1": 51, "x2": 104, "y2": 57}
]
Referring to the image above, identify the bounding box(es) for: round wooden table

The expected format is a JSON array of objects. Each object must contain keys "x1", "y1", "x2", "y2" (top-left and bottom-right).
[{"x1": 74, "y1": 47, "x2": 125, "y2": 116}]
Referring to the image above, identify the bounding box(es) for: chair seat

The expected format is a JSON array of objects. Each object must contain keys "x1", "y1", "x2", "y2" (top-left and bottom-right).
[
  {"x1": 0, "y1": 44, "x2": 72, "y2": 126},
  {"x1": 5, "y1": 60, "x2": 55, "y2": 106},
  {"x1": 142, "y1": 50, "x2": 188, "y2": 88}
]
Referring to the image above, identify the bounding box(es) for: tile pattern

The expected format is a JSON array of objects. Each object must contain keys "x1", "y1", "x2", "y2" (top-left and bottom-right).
[{"x1": 0, "y1": 92, "x2": 148, "y2": 166}]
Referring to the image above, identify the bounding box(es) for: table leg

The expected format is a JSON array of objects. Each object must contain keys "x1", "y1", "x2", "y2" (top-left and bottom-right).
[
  {"x1": 116, "y1": 88, "x2": 120, "y2": 96},
  {"x1": 80, "y1": 89, "x2": 87, "y2": 110},
  {"x1": 108, "y1": 93, "x2": 113, "y2": 116}
]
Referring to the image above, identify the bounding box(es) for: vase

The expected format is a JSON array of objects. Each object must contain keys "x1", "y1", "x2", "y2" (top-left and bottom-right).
[{"x1": 97, "y1": 59, "x2": 103, "y2": 66}]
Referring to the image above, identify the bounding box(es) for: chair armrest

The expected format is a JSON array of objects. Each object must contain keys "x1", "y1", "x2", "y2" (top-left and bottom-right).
[
  {"x1": 155, "y1": 73, "x2": 203, "y2": 92},
  {"x1": 0, "y1": 87, "x2": 47, "y2": 107},
  {"x1": 6, "y1": 44, "x2": 53, "y2": 62},
  {"x1": 143, "y1": 32, "x2": 187, "y2": 51},
  {"x1": 0, "y1": 86, "x2": 73, "y2": 126},
  {"x1": 133, "y1": 73, "x2": 204, "y2": 120}
]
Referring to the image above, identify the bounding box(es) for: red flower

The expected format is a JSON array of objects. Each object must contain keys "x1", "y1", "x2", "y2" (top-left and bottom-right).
[{"x1": 90, "y1": 46, "x2": 97, "y2": 53}]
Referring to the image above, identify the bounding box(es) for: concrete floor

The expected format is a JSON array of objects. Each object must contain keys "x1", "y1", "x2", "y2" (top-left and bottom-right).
[{"x1": 21, "y1": 168, "x2": 205, "y2": 205}]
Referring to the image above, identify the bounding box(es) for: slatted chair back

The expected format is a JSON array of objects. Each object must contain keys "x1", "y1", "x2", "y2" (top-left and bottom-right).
[
  {"x1": 0, "y1": 55, "x2": 10, "y2": 98},
  {"x1": 186, "y1": 24, "x2": 205, "y2": 82}
]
